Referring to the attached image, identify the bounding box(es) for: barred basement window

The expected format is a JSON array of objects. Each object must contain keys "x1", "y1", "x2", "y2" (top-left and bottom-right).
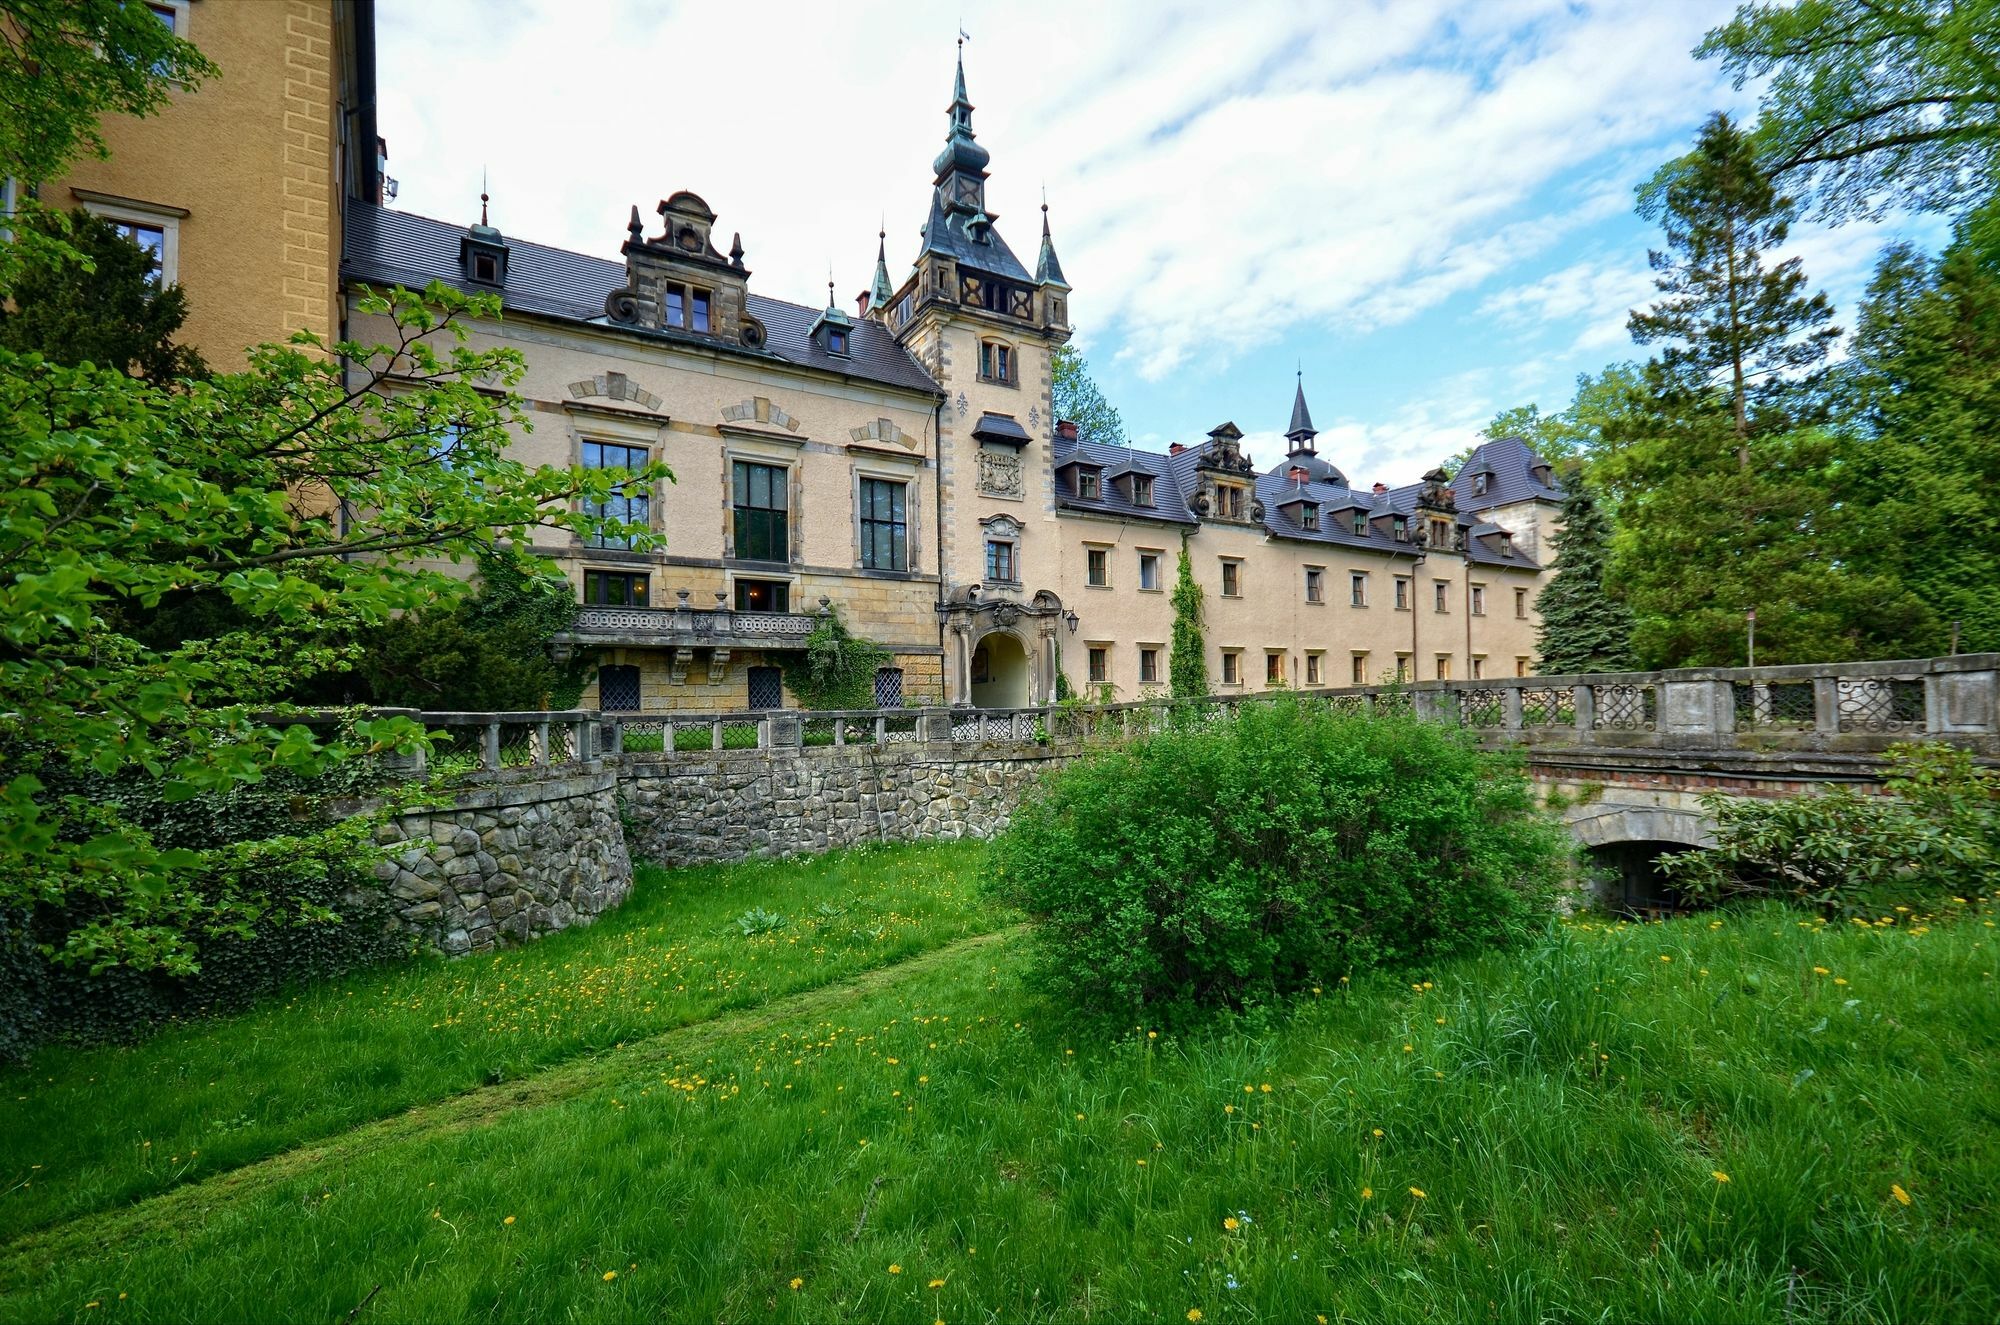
[
  {"x1": 747, "y1": 665, "x2": 784, "y2": 710},
  {"x1": 597, "y1": 664, "x2": 641, "y2": 711},
  {"x1": 873, "y1": 666, "x2": 904, "y2": 707}
]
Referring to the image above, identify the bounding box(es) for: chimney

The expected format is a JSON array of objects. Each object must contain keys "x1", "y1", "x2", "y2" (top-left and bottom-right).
[
  {"x1": 1288, "y1": 466, "x2": 1310, "y2": 484},
  {"x1": 1372, "y1": 482, "x2": 1388, "y2": 495},
  {"x1": 1169, "y1": 442, "x2": 1186, "y2": 456},
  {"x1": 1056, "y1": 419, "x2": 1079, "y2": 441},
  {"x1": 856, "y1": 292, "x2": 871, "y2": 317}
]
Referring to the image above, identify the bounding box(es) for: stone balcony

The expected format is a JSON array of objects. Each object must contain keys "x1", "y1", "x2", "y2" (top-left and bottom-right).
[{"x1": 554, "y1": 603, "x2": 819, "y2": 651}]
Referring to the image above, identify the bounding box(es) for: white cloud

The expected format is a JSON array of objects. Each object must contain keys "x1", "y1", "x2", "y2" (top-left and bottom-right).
[{"x1": 378, "y1": 0, "x2": 1738, "y2": 385}]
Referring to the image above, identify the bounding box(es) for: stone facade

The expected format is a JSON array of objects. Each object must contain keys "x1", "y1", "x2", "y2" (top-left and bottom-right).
[
  {"x1": 619, "y1": 743, "x2": 1074, "y2": 869},
  {"x1": 369, "y1": 769, "x2": 631, "y2": 956}
]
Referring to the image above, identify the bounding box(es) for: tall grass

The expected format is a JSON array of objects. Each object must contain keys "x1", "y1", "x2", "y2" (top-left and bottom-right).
[
  {"x1": 3, "y1": 890, "x2": 1994, "y2": 1322},
  {"x1": 0, "y1": 840, "x2": 1005, "y2": 1242}
]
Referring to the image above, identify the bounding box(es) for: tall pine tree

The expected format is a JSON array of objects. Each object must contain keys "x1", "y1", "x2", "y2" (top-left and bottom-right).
[
  {"x1": 0, "y1": 209, "x2": 206, "y2": 381},
  {"x1": 1628, "y1": 112, "x2": 1838, "y2": 461},
  {"x1": 1534, "y1": 478, "x2": 1635, "y2": 673},
  {"x1": 1168, "y1": 534, "x2": 1207, "y2": 698}
]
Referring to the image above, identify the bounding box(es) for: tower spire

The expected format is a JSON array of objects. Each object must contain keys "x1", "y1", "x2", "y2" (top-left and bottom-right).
[
  {"x1": 1035, "y1": 196, "x2": 1069, "y2": 290},
  {"x1": 868, "y1": 222, "x2": 895, "y2": 314},
  {"x1": 1286, "y1": 370, "x2": 1318, "y2": 452}
]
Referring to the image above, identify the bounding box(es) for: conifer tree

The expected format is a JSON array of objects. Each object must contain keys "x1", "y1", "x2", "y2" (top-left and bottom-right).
[
  {"x1": 1629, "y1": 112, "x2": 1838, "y2": 462},
  {"x1": 1534, "y1": 479, "x2": 1634, "y2": 673},
  {"x1": 1168, "y1": 534, "x2": 1207, "y2": 699},
  {"x1": 0, "y1": 209, "x2": 206, "y2": 381}
]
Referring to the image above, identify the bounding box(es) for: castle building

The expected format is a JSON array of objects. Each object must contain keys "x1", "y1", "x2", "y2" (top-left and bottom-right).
[{"x1": 53, "y1": 9, "x2": 1561, "y2": 710}]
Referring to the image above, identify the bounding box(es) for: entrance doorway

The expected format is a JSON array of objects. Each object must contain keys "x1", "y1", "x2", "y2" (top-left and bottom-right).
[{"x1": 969, "y1": 632, "x2": 1032, "y2": 708}]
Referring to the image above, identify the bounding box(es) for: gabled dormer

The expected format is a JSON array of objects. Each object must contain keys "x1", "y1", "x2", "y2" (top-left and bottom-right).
[
  {"x1": 459, "y1": 191, "x2": 509, "y2": 288},
  {"x1": 1061, "y1": 459, "x2": 1103, "y2": 500},
  {"x1": 1108, "y1": 462, "x2": 1156, "y2": 508},
  {"x1": 602, "y1": 190, "x2": 767, "y2": 350},
  {"x1": 1192, "y1": 422, "x2": 1259, "y2": 523},
  {"x1": 810, "y1": 281, "x2": 854, "y2": 357},
  {"x1": 1277, "y1": 490, "x2": 1320, "y2": 532}
]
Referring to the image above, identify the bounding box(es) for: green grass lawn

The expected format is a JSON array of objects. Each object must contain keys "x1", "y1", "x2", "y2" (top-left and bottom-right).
[
  {"x1": 0, "y1": 840, "x2": 1004, "y2": 1244},
  {"x1": 4, "y1": 871, "x2": 1996, "y2": 1323}
]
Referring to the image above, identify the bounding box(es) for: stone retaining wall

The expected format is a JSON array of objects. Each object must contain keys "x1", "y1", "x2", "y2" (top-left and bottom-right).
[
  {"x1": 617, "y1": 742, "x2": 1075, "y2": 869},
  {"x1": 369, "y1": 768, "x2": 631, "y2": 956}
]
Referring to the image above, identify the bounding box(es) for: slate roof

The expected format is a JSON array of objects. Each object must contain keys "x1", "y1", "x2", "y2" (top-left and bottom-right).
[
  {"x1": 1054, "y1": 427, "x2": 1560, "y2": 570},
  {"x1": 341, "y1": 203, "x2": 943, "y2": 397},
  {"x1": 918, "y1": 191, "x2": 1034, "y2": 283},
  {"x1": 1454, "y1": 435, "x2": 1564, "y2": 508}
]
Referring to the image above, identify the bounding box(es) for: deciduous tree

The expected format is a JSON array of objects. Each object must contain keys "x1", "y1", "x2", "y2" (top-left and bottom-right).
[{"x1": 1050, "y1": 344, "x2": 1126, "y2": 447}]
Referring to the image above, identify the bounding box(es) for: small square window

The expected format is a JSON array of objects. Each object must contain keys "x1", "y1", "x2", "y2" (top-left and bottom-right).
[{"x1": 828, "y1": 327, "x2": 847, "y2": 355}]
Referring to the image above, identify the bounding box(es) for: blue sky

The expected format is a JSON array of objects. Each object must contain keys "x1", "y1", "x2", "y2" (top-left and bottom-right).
[{"x1": 379, "y1": 0, "x2": 1942, "y2": 484}]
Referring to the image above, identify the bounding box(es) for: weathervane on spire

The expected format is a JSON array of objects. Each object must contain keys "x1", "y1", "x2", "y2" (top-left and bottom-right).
[{"x1": 480, "y1": 167, "x2": 489, "y2": 227}]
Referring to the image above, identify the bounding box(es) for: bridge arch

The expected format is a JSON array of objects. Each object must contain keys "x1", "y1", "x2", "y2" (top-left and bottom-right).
[{"x1": 1563, "y1": 805, "x2": 1716, "y2": 915}]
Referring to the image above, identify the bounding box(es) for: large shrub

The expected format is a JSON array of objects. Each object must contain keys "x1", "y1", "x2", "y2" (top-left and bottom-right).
[
  {"x1": 1659, "y1": 741, "x2": 1999, "y2": 914},
  {"x1": 989, "y1": 698, "x2": 1571, "y2": 1022}
]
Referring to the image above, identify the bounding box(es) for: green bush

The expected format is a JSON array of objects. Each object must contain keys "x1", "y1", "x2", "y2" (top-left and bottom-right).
[
  {"x1": 988, "y1": 698, "x2": 1571, "y2": 1023},
  {"x1": 783, "y1": 608, "x2": 890, "y2": 710},
  {"x1": 1659, "y1": 741, "x2": 1999, "y2": 914}
]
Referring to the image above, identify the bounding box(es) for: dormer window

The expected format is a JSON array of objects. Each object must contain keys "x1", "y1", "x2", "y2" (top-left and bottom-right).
[
  {"x1": 471, "y1": 250, "x2": 499, "y2": 283},
  {"x1": 1217, "y1": 485, "x2": 1245, "y2": 519},
  {"x1": 692, "y1": 290, "x2": 711, "y2": 333},
  {"x1": 460, "y1": 230, "x2": 509, "y2": 289},
  {"x1": 827, "y1": 327, "x2": 848, "y2": 356},
  {"x1": 1077, "y1": 467, "x2": 1101, "y2": 500},
  {"x1": 1498, "y1": 532, "x2": 1513, "y2": 557},
  {"x1": 1352, "y1": 511, "x2": 1367, "y2": 537},
  {"x1": 1299, "y1": 503, "x2": 1319, "y2": 531},
  {"x1": 1472, "y1": 473, "x2": 1488, "y2": 497},
  {"x1": 1131, "y1": 474, "x2": 1154, "y2": 508},
  {"x1": 1393, "y1": 516, "x2": 1408, "y2": 542}
]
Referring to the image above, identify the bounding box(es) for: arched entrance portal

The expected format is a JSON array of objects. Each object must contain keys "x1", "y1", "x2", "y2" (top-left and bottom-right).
[{"x1": 970, "y1": 631, "x2": 1033, "y2": 708}]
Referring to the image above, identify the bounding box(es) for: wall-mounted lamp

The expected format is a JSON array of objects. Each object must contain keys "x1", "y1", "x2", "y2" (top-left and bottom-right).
[{"x1": 1063, "y1": 609, "x2": 1079, "y2": 634}]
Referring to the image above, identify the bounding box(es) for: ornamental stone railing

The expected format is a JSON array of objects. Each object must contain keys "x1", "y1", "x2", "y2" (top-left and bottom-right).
[{"x1": 555, "y1": 600, "x2": 820, "y2": 650}]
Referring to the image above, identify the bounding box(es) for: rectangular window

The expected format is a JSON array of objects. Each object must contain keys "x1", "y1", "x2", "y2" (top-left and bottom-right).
[
  {"x1": 1352, "y1": 654, "x2": 1368, "y2": 684},
  {"x1": 1470, "y1": 584, "x2": 1486, "y2": 616},
  {"x1": 1395, "y1": 655, "x2": 1410, "y2": 682},
  {"x1": 1394, "y1": 577, "x2": 1410, "y2": 610},
  {"x1": 1221, "y1": 651, "x2": 1240, "y2": 685},
  {"x1": 979, "y1": 341, "x2": 1014, "y2": 384},
  {"x1": 1393, "y1": 516, "x2": 1408, "y2": 542},
  {"x1": 873, "y1": 667, "x2": 904, "y2": 707},
  {"x1": 1139, "y1": 647, "x2": 1160, "y2": 685},
  {"x1": 1352, "y1": 511, "x2": 1367, "y2": 537},
  {"x1": 583, "y1": 440, "x2": 649, "y2": 549},
  {"x1": 734, "y1": 579, "x2": 790, "y2": 612},
  {"x1": 1218, "y1": 486, "x2": 1244, "y2": 519},
  {"x1": 1304, "y1": 568, "x2": 1323, "y2": 603},
  {"x1": 1266, "y1": 652, "x2": 1284, "y2": 684},
  {"x1": 1086, "y1": 547, "x2": 1109, "y2": 587},
  {"x1": 1431, "y1": 518, "x2": 1453, "y2": 547},
  {"x1": 859, "y1": 477, "x2": 908, "y2": 571},
  {"x1": 692, "y1": 289, "x2": 711, "y2": 333},
  {"x1": 596, "y1": 663, "x2": 641, "y2": 712},
  {"x1": 1138, "y1": 551, "x2": 1161, "y2": 591},
  {"x1": 104, "y1": 218, "x2": 168, "y2": 284},
  {"x1": 1088, "y1": 646, "x2": 1108, "y2": 684},
  {"x1": 731, "y1": 460, "x2": 789, "y2": 562},
  {"x1": 1436, "y1": 655, "x2": 1451, "y2": 681},
  {"x1": 583, "y1": 569, "x2": 649, "y2": 606},
  {"x1": 828, "y1": 327, "x2": 848, "y2": 355},
  {"x1": 1515, "y1": 587, "x2": 1529, "y2": 618},
  {"x1": 1472, "y1": 657, "x2": 1485, "y2": 679},
  {"x1": 985, "y1": 539, "x2": 1017, "y2": 583},
  {"x1": 1306, "y1": 653, "x2": 1322, "y2": 685},
  {"x1": 747, "y1": 665, "x2": 784, "y2": 710},
  {"x1": 1300, "y1": 504, "x2": 1319, "y2": 531},
  {"x1": 665, "y1": 284, "x2": 686, "y2": 328},
  {"x1": 1516, "y1": 656, "x2": 1531, "y2": 677},
  {"x1": 1131, "y1": 474, "x2": 1155, "y2": 507},
  {"x1": 1350, "y1": 572, "x2": 1367, "y2": 607},
  {"x1": 1077, "y1": 469, "x2": 1100, "y2": 499},
  {"x1": 1220, "y1": 561, "x2": 1240, "y2": 597},
  {"x1": 1434, "y1": 580, "x2": 1450, "y2": 613}
]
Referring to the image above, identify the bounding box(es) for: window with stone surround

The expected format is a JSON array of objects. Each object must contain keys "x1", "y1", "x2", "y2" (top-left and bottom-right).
[
  {"x1": 1139, "y1": 647, "x2": 1160, "y2": 685},
  {"x1": 583, "y1": 569, "x2": 648, "y2": 606},
  {"x1": 1138, "y1": 550, "x2": 1162, "y2": 591},
  {"x1": 1515, "y1": 587, "x2": 1529, "y2": 618},
  {"x1": 859, "y1": 478, "x2": 908, "y2": 571},
  {"x1": 1471, "y1": 584, "x2": 1486, "y2": 616},
  {"x1": 732, "y1": 460, "x2": 789, "y2": 562},
  {"x1": 1304, "y1": 567, "x2": 1323, "y2": 603},
  {"x1": 596, "y1": 664, "x2": 641, "y2": 712},
  {"x1": 1433, "y1": 580, "x2": 1450, "y2": 613},
  {"x1": 1306, "y1": 652, "x2": 1322, "y2": 685},
  {"x1": 979, "y1": 340, "x2": 1016, "y2": 385},
  {"x1": 985, "y1": 538, "x2": 1017, "y2": 584},
  {"x1": 1394, "y1": 577, "x2": 1410, "y2": 610},
  {"x1": 1220, "y1": 560, "x2": 1241, "y2": 597},
  {"x1": 1086, "y1": 547, "x2": 1109, "y2": 587},
  {"x1": 1350, "y1": 571, "x2": 1368, "y2": 607},
  {"x1": 1352, "y1": 653, "x2": 1369, "y2": 684},
  {"x1": 734, "y1": 579, "x2": 789, "y2": 612},
  {"x1": 1088, "y1": 646, "x2": 1108, "y2": 684},
  {"x1": 582, "y1": 441, "x2": 649, "y2": 549},
  {"x1": 1221, "y1": 650, "x2": 1241, "y2": 685},
  {"x1": 873, "y1": 667, "x2": 904, "y2": 707},
  {"x1": 1266, "y1": 651, "x2": 1284, "y2": 684}
]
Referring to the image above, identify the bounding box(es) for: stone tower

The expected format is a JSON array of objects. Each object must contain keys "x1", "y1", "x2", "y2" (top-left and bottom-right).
[{"x1": 883, "y1": 46, "x2": 1074, "y2": 706}]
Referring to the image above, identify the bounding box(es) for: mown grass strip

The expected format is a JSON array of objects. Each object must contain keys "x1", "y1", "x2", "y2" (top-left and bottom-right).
[
  {"x1": 0, "y1": 926, "x2": 1020, "y2": 1288},
  {"x1": 0, "y1": 840, "x2": 1004, "y2": 1241}
]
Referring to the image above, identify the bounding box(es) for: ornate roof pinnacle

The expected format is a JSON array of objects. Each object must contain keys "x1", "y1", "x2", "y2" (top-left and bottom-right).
[{"x1": 1286, "y1": 370, "x2": 1318, "y2": 449}]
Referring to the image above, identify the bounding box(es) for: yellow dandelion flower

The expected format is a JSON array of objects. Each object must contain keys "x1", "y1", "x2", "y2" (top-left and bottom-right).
[
  {"x1": 1712, "y1": 1171, "x2": 1730, "y2": 1184},
  {"x1": 1361, "y1": 1187, "x2": 1372, "y2": 1199},
  {"x1": 1224, "y1": 1105, "x2": 1235, "y2": 1114},
  {"x1": 1148, "y1": 1031, "x2": 1159, "y2": 1040},
  {"x1": 603, "y1": 1271, "x2": 617, "y2": 1282},
  {"x1": 1188, "y1": 1311, "x2": 1204, "y2": 1323},
  {"x1": 1223, "y1": 1216, "x2": 1241, "y2": 1231},
  {"x1": 1260, "y1": 1083, "x2": 1272, "y2": 1093},
  {"x1": 1659, "y1": 955, "x2": 1671, "y2": 963},
  {"x1": 1243, "y1": 1085, "x2": 1254, "y2": 1094},
  {"x1": 1319, "y1": 1317, "x2": 1330, "y2": 1324},
  {"x1": 1892, "y1": 1184, "x2": 1912, "y2": 1206},
  {"x1": 503, "y1": 1215, "x2": 516, "y2": 1226},
  {"x1": 1403, "y1": 1044, "x2": 1413, "y2": 1053},
  {"x1": 1409, "y1": 1186, "x2": 1426, "y2": 1199},
  {"x1": 1834, "y1": 977, "x2": 1848, "y2": 986},
  {"x1": 1813, "y1": 966, "x2": 1830, "y2": 975},
  {"x1": 790, "y1": 1277, "x2": 804, "y2": 1291},
  {"x1": 889, "y1": 1264, "x2": 902, "y2": 1275},
  {"x1": 1137, "y1": 1159, "x2": 1147, "y2": 1166},
  {"x1": 928, "y1": 1278, "x2": 947, "y2": 1288}
]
